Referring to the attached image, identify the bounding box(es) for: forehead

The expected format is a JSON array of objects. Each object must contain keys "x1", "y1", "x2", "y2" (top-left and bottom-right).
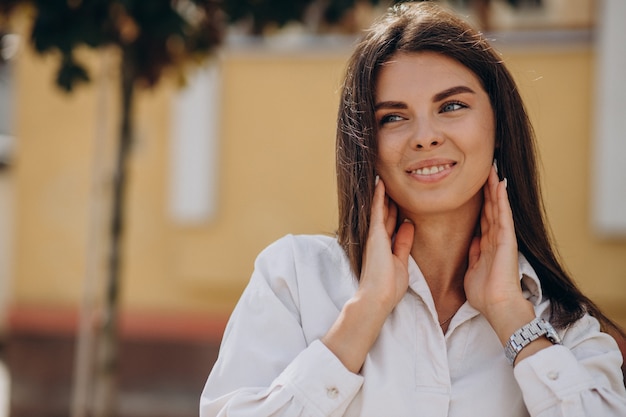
[{"x1": 376, "y1": 51, "x2": 484, "y2": 98}]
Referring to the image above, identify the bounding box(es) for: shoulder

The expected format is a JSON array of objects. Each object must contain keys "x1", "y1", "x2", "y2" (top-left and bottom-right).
[
  {"x1": 261, "y1": 233, "x2": 340, "y2": 253},
  {"x1": 559, "y1": 313, "x2": 621, "y2": 351},
  {"x1": 255, "y1": 234, "x2": 347, "y2": 271},
  {"x1": 253, "y1": 233, "x2": 355, "y2": 292},
  {"x1": 520, "y1": 256, "x2": 620, "y2": 352},
  {"x1": 252, "y1": 233, "x2": 351, "y2": 282},
  {"x1": 248, "y1": 234, "x2": 356, "y2": 316}
]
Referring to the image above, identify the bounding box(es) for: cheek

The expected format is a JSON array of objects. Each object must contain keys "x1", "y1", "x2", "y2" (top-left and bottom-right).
[
  {"x1": 483, "y1": 112, "x2": 496, "y2": 149},
  {"x1": 375, "y1": 139, "x2": 402, "y2": 170},
  {"x1": 375, "y1": 159, "x2": 393, "y2": 180},
  {"x1": 473, "y1": 119, "x2": 496, "y2": 158},
  {"x1": 464, "y1": 122, "x2": 495, "y2": 185}
]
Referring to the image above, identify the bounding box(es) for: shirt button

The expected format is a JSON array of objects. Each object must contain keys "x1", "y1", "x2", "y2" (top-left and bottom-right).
[
  {"x1": 327, "y1": 387, "x2": 339, "y2": 399},
  {"x1": 547, "y1": 370, "x2": 559, "y2": 380}
]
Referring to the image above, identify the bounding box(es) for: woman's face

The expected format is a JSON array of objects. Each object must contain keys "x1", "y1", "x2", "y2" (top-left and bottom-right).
[{"x1": 374, "y1": 51, "x2": 495, "y2": 219}]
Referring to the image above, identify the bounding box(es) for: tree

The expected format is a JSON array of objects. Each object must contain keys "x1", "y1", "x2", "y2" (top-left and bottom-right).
[
  {"x1": 0, "y1": 1, "x2": 224, "y2": 416},
  {"x1": 222, "y1": 0, "x2": 387, "y2": 34},
  {"x1": 219, "y1": 0, "x2": 544, "y2": 35}
]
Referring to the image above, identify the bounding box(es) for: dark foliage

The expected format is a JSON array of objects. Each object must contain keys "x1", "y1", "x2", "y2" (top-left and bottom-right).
[{"x1": 0, "y1": 0, "x2": 224, "y2": 90}]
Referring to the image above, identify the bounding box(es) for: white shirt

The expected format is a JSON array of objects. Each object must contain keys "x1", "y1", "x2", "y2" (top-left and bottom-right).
[{"x1": 200, "y1": 234, "x2": 626, "y2": 417}]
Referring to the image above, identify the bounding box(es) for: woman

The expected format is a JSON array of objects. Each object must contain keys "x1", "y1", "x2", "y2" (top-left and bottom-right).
[{"x1": 200, "y1": 2, "x2": 626, "y2": 416}]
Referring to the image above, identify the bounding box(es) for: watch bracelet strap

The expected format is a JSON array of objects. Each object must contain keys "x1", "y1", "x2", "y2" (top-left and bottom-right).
[{"x1": 504, "y1": 317, "x2": 561, "y2": 365}]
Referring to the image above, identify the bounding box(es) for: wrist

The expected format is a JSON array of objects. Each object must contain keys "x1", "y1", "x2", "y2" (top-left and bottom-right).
[
  {"x1": 322, "y1": 295, "x2": 388, "y2": 373},
  {"x1": 504, "y1": 317, "x2": 561, "y2": 365},
  {"x1": 354, "y1": 287, "x2": 397, "y2": 318},
  {"x1": 484, "y1": 297, "x2": 536, "y2": 346}
]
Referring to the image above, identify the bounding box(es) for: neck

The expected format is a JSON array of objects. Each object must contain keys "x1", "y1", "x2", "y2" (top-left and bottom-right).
[{"x1": 405, "y1": 203, "x2": 480, "y2": 303}]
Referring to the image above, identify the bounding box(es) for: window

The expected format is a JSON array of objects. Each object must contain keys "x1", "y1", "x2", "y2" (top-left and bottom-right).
[
  {"x1": 592, "y1": 0, "x2": 626, "y2": 236},
  {"x1": 169, "y1": 60, "x2": 221, "y2": 224},
  {"x1": 0, "y1": 32, "x2": 17, "y2": 168}
]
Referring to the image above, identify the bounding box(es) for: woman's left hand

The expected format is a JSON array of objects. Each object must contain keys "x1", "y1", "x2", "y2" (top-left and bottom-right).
[{"x1": 464, "y1": 165, "x2": 531, "y2": 329}]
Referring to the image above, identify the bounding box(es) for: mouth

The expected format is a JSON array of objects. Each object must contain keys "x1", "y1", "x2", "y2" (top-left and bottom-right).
[{"x1": 407, "y1": 161, "x2": 456, "y2": 177}]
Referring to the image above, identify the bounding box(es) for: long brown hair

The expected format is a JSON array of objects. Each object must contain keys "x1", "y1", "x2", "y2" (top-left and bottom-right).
[{"x1": 336, "y1": 1, "x2": 621, "y2": 333}]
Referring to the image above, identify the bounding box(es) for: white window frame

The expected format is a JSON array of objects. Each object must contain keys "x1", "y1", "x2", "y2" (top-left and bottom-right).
[
  {"x1": 592, "y1": 0, "x2": 626, "y2": 237},
  {"x1": 169, "y1": 60, "x2": 221, "y2": 224}
]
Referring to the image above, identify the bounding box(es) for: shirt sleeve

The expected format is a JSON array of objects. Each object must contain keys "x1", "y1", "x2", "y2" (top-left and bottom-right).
[
  {"x1": 199, "y1": 237, "x2": 363, "y2": 417},
  {"x1": 513, "y1": 314, "x2": 626, "y2": 417}
]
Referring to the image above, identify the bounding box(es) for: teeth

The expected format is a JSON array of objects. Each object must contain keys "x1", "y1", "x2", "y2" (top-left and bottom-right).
[{"x1": 413, "y1": 164, "x2": 450, "y2": 176}]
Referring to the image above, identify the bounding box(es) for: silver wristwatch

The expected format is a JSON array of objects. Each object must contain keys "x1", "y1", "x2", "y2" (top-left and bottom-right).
[{"x1": 504, "y1": 317, "x2": 561, "y2": 365}]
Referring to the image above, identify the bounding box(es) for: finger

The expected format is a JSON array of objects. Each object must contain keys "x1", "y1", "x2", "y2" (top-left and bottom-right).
[
  {"x1": 481, "y1": 181, "x2": 493, "y2": 233},
  {"x1": 467, "y1": 235, "x2": 481, "y2": 269},
  {"x1": 480, "y1": 180, "x2": 492, "y2": 233},
  {"x1": 481, "y1": 168, "x2": 499, "y2": 235},
  {"x1": 482, "y1": 165, "x2": 498, "y2": 222},
  {"x1": 370, "y1": 176, "x2": 386, "y2": 227},
  {"x1": 489, "y1": 162, "x2": 499, "y2": 191},
  {"x1": 497, "y1": 178, "x2": 516, "y2": 237},
  {"x1": 393, "y1": 220, "x2": 414, "y2": 264},
  {"x1": 385, "y1": 198, "x2": 398, "y2": 237}
]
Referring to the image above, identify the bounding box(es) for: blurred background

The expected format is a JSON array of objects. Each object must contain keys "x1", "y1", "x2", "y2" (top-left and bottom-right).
[{"x1": 0, "y1": 0, "x2": 624, "y2": 416}]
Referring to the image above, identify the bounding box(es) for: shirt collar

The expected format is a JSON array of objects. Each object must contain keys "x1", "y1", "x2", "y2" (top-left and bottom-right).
[
  {"x1": 518, "y1": 253, "x2": 543, "y2": 306},
  {"x1": 407, "y1": 252, "x2": 544, "y2": 306}
]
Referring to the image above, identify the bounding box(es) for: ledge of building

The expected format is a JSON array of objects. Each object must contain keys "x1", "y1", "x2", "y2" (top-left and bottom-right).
[
  {"x1": 6, "y1": 304, "x2": 228, "y2": 343},
  {"x1": 5, "y1": 305, "x2": 227, "y2": 417},
  {"x1": 220, "y1": 28, "x2": 593, "y2": 57}
]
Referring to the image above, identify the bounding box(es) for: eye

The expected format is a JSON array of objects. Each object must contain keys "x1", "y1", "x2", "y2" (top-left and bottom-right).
[
  {"x1": 379, "y1": 114, "x2": 405, "y2": 125},
  {"x1": 440, "y1": 101, "x2": 467, "y2": 113}
]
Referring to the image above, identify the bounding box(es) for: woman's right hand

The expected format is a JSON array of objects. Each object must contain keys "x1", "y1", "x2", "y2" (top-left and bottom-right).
[
  {"x1": 357, "y1": 177, "x2": 415, "y2": 316},
  {"x1": 321, "y1": 177, "x2": 414, "y2": 373}
]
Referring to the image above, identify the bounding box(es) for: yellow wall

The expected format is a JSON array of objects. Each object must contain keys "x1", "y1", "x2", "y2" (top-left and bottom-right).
[
  {"x1": 11, "y1": 38, "x2": 626, "y2": 325},
  {"x1": 506, "y1": 46, "x2": 626, "y2": 322}
]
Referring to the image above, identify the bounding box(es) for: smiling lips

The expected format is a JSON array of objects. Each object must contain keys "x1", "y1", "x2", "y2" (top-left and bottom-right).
[{"x1": 409, "y1": 163, "x2": 454, "y2": 176}]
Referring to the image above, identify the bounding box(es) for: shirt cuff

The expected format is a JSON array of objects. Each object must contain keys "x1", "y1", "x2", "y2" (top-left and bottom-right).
[
  {"x1": 513, "y1": 344, "x2": 593, "y2": 414},
  {"x1": 275, "y1": 339, "x2": 364, "y2": 417}
]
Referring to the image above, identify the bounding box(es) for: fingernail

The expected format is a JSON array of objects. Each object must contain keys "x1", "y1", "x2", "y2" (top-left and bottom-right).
[
  {"x1": 375, "y1": 175, "x2": 380, "y2": 186},
  {"x1": 493, "y1": 159, "x2": 498, "y2": 174},
  {"x1": 504, "y1": 177, "x2": 508, "y2": 189}
]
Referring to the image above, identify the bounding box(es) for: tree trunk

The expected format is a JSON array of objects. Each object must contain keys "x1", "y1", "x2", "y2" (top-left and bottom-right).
[
  {"x1": 70, "y1": 49, "x2": 113, "y2": 417},
  {"x1": 93, "y1": 45, "x2": 135, "y2": 417}
]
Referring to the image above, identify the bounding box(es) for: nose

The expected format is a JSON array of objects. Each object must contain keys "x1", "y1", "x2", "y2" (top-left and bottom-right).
[
  {"x1": 412, "y1": 120, "x2": 444, "y2": 150},
  {"x1": 415, "y1": 138, "x2": 442, "y2": 149}
]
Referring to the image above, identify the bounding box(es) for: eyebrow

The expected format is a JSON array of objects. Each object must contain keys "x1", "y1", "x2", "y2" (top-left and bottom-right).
[
  {"x1": 374, "y1": 85, "x2": 476, "y2": 110},
  {"x1": 374, "y1": 101, "x2": 407, "y2": 111},
  {"x1": 433, "y1": 85, "x2": 476, "y2": 102}
]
